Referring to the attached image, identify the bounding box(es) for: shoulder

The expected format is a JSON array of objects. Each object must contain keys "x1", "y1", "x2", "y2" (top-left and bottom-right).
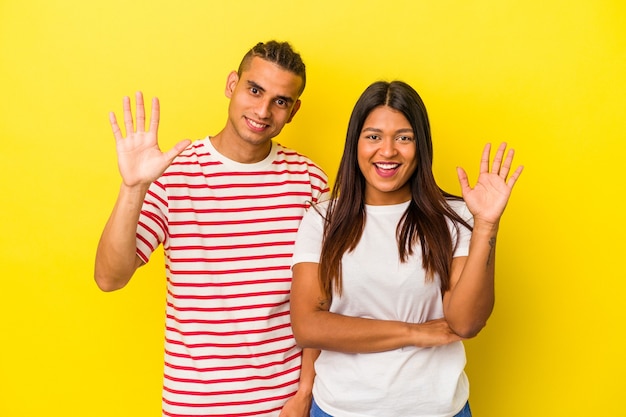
[
  {"x1": 445, "y1": 198, "x2": 473, "y2": 224},
  {"x1": 445, "y1": 197, "x2": 467, "y2": 213},
  {"x1": 296, "y1": 200, "x2": 330, "y2": 243},
  {"x1": 302, "y1": 199, "x2": 330, "y2": 222},
  {"x1": 275, "y1": 143, "x2": 326, "y2": 172},
  {"x1": 158, "y1": 138, "x2": 214, "y2": 182},
  {"x1": 309, "y1": 199, "x2": 330, "y2": 213},
  {"x1": 160, "y1": 138, "x2": 208, "y2": 167},
  {"x1": 177, "y1": 138, "x2": 208, "y2": 158}
]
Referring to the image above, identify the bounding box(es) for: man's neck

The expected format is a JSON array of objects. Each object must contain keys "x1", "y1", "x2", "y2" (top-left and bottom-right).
[{"x1": 210, "y1": 129, "x2": 272, "y2": 164}]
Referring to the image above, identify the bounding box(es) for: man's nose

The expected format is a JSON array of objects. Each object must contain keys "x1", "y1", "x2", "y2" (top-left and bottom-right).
[{"x1": 255, "y1": 99, "x2": 272, "y2": 119}]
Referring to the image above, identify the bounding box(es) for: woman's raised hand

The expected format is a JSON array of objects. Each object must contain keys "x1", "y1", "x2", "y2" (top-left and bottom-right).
[
  {"x1": 109, "y1": 91, "x2": 191, "y2": 188},
  {"x1": 456, "y1": 142, "x2": 524, "y2": 226}
]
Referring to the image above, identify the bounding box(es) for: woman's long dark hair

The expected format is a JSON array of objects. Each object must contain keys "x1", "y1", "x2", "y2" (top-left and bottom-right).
[{"x1": 318, "y1": 81, "x2": 472, "y2": 299}]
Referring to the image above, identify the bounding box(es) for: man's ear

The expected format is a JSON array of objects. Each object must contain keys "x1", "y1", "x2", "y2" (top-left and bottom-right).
[
  {"x1": 225, "y1": 71, "x2": 239, "y2": 98},
  {"x1": 286, "y1": 100, "x2": 302, "y2": 123}
]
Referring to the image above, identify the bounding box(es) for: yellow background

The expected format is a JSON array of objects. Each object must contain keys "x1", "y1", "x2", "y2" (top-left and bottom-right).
[{"x1": 1, "y1": 1, "x2": 624, "y2": 416}]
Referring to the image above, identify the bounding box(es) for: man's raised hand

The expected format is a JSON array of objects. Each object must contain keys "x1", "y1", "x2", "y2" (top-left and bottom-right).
[{"x1": 109, "y1": 91, "x2": 191, "y2": 188}]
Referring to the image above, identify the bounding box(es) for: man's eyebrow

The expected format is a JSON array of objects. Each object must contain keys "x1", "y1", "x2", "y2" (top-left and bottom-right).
[
  {"x1": 246, "y1": 80, "x2": 295, "y2": 104},
  {"x1": 247, "y1": 80, "x2": 266, "y2": 93}
]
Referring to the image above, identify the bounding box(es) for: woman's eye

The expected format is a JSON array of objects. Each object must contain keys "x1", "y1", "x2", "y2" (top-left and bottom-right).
[{"x1": 397, "y1": 136, "x2": 413, "y2": 142}]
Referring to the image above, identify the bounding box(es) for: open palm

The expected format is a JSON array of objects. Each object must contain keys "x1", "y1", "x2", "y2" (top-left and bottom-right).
[
  {"x1": 110, "y1": 91, "x2": 191, "y2": 187},
  {"x1": 457, "y1": 143, "x2": 524, "y2": 225}
]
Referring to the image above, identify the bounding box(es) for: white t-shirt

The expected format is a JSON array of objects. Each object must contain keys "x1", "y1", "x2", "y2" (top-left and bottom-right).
[{"x1": 292, "y1": 200, "x2": 473, "y2": 417}]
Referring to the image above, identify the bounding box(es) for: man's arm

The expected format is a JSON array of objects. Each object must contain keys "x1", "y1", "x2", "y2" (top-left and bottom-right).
[
  {"x1": 94, "y1": 92, "x2": 191, "y2": 291},
  {"x1": 94, "y1": 183, "x2": 148, "y2": 291}
]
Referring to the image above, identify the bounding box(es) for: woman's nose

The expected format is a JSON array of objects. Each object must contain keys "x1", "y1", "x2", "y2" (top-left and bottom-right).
[{"x1": 378, "y1": 137, "x2": 397, "y2": 156}]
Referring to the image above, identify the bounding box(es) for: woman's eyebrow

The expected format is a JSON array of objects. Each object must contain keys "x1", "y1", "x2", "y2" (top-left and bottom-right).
[{"x1": 361, "y1": 127, "x2": 414, "y2": 133}]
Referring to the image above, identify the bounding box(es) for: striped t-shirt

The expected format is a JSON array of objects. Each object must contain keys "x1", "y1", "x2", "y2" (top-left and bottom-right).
[{"x1": 135, "y1": 137, "x2": 329, "y2": 417}]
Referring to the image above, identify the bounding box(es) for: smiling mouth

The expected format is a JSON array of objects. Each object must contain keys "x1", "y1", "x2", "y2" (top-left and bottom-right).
[
  {"x1": 373, "y1": 162, "x2": 401, "y2": 178},
  {"x1": 246, "y1": 117, "x2": 269, "y2": 131},
  {"x1": 374, "y1": 163, "x2": 400, "y2": 170}
]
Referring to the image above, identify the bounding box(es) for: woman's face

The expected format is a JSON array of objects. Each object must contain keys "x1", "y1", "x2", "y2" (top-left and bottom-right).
[{"x1": 357, "y1": 105, "x2": 418, "y2": 205}]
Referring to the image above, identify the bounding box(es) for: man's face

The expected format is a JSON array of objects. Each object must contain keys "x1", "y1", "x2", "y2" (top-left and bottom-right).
[{"x1": 225, "y1": 56, "x2": 303, "y2": 149}]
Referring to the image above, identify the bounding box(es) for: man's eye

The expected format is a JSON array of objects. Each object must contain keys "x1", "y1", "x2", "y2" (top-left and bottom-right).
[
  {"x1": 276, "y1": 99, "x2": 286, "y2": 106},
  {"x1": 250, "y1": 87, "x2": 259, "y2": 94}
]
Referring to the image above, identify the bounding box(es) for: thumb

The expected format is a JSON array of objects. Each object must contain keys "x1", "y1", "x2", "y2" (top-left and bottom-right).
[
  {"x1": 456, "y1": 167, "x2": 470, "y2": 191},
  {"x1": 163, "y1": 139, "x2": 192, "y2": 163}
]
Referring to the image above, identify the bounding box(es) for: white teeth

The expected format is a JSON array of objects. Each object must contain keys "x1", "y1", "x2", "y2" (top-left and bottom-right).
[
  {"x1": 375, "y1": 163, "x2": 399, "y2": 170},
  {"x1": 248, "y1": 119, "x2": 266, "y2": 128}
]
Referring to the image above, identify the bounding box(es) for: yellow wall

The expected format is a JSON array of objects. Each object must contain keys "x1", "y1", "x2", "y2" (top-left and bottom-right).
[{"x1": 1, "y1": 1, "x2": 624, "y2": 415}]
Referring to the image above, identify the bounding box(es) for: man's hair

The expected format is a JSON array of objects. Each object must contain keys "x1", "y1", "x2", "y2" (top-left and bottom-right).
[{"x1": 237, "y1": 41, "x2": 306, "y2": 95}]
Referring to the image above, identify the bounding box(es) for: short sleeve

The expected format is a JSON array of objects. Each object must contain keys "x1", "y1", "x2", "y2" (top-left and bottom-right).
[
  {"x1": 135, "y1": 180, "x2": 168, "y2": 263},
  {"x1": 291, "y1": 202, "x2": 327, "y2": 267},
  {"x1": 450, "y1": 200, "x2": 474, "y2": 258}
]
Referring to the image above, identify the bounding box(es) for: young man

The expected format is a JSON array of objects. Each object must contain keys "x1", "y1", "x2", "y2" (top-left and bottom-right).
[{"x1": 95, "y1": 41, "x2": 329, "y2": 417}]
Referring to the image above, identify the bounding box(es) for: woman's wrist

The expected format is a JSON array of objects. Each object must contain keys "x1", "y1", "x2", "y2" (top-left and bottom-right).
[{"x1": 471, "y1": 218, "x2": 500, "y2": 236}]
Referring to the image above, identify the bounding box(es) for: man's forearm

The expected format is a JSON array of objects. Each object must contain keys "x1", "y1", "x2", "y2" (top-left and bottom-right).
[{"x1": 94, "y1": 183, "x2": 148, "y2": 291}]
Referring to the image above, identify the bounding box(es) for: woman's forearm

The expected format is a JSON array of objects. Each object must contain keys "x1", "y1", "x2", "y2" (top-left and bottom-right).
[
  {"x1": 291, "y1": 263, "x2": 462, "y2": 353},
  {"x1": 443, "y1": 220, "x2": 499, "y2": 338}
]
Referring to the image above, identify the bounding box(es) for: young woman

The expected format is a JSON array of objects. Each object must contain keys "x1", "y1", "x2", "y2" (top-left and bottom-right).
[{"x1": 290, "y1": 80, "x2": 523, "y2": 417}]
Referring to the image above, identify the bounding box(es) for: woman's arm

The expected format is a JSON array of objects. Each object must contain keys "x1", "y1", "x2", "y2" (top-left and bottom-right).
[
  {"x1": 290, "y1": 262, "x2": 462, "y2": 353},
  {"x1": 443, "y1": 142, "x2": 523, "y2": 338},
  {"x1": 442, "y1": 223, "x2": 497, "y2": 338}
]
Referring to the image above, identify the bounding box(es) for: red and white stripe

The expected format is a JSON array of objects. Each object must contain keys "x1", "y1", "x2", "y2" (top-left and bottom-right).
[{"x1": 135, "y1": 138, "x2": 328, "y2": 416}]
